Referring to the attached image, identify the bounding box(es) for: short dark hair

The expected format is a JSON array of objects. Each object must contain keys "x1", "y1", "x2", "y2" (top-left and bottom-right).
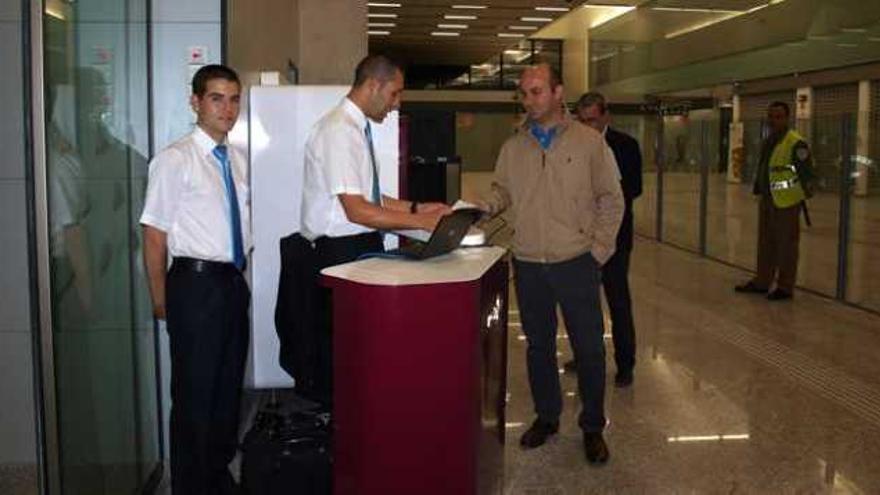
[
  {"x1": 353, "y1": 55, "x2": 403, "y2": 88},
  {"x1": 768, "y1": 101, "x2": 790, "y2": 116},
  {"x1": 192, "y1": 64, "x2": 241, "y2": 97},
  {"x1": 576, "y1": 92, "x2": 607, "y2": 114}
]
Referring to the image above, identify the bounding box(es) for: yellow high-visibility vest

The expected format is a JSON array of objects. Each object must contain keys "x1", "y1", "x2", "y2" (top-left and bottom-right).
[{"x1": 768, "y1": 130, "x2": 806, "y2": 208}]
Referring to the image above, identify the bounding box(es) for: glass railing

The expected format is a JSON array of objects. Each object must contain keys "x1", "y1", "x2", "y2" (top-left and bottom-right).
[{"x1": 634, "y1": 111, "x2": 875, "y2": 310}]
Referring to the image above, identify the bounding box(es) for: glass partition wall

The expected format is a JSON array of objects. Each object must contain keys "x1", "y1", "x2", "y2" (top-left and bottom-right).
[
  {"x1": 623, "y1": 107, "x2": 876, "y2": 312},
  {"x1": 42, "y1": 0, "x2": 160, "y2": 492}
]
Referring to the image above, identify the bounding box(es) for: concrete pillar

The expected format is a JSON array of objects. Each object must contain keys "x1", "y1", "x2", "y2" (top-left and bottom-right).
[
  {"x1": 795, "y1": 86, "x2": 812, "y2": 141},
  {"x1": 731, "y1": 94, "x2": 741, "y2": 123},
  {"x1": 228, "y1": 0, "x2": 299, "y2": 79},
  {"x1": 297, "y1": 0, "x2": 367, "y2": 85},
  {"x1": 726, "y1": 95, "x2": 743, "y2": 183},
  {"x1": 855, "y1": 80, "x2": 870, "y2": 197},
  {"x1": 563, "y1": 32, "x2": 589, "y2": 102},
  {"x1": 228, "y1": 0, "x2": 366, "y2": 85}
]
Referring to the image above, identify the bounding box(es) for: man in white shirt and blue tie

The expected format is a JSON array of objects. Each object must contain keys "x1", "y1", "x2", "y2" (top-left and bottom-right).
[
  {"x1": 141, "y1": 64, "x2": 249, "y2": 495},
  {"x1": 300, "y1": 54, "x2": 450, "y2": 407}
]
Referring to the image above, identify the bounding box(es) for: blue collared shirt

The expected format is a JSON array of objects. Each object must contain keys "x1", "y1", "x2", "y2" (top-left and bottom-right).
[{"x1": 529, "y1": 122, "x2": 558, "y2": 150}]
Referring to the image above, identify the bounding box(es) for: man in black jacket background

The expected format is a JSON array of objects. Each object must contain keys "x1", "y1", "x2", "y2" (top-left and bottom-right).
[{"x1": 565, "y1": 92, "x2": 643, "y2": 387}]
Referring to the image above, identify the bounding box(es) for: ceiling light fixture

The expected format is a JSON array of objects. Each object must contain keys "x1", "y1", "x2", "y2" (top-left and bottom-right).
[
  {"x1": 438, "y1": 23, "x2": 468, "y2": 29},
  {"x1": 368, "y1": 22, "x2": 396, "y2": 27},
  {"x1": 368, "y1": 13, "x2": 398, "y2": 18},
  {"x1": 535, "y1": 6, "x2": 569, "y2": 12},
  {"x1": 445, "y1": 14, "x2": 477, "y2": 20},
  {"x1": 431, "y1": 31, "x2": 461, "y2": 37},
  {"x1": 508, "y1": 25, "x2": 539, "y2": 31},
  {"x1": 367, "y1": 2, "x2": 402, "y2": 7},
  {"x1": 520, "y1": 17, "x2": 553, "y2": 22},
  {"x1": 662, "y1": 0, "x2": 787, "y2": 39},
  {"x1": 451, "y1": 4, "x2": 487, "y2": 8},
  {"x1": 498, "y1": 33, "x2": 525, "y2": 38},
  {"x1": 652, "y1": 7, "x2": 741, "y2": 14},
  {"x1": 368, "y1": 30, "x2": 391, "y2": 35}
]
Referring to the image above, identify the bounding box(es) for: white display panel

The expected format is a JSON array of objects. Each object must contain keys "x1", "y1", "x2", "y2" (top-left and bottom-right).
[{"x1": 244, "y1": 86, "x2": 399, "y2": 388}]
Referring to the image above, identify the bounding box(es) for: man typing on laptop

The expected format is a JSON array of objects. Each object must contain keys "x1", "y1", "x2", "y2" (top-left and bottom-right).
[{"x1": 299, "y1": 54, "x2": 449, "y2": 407}]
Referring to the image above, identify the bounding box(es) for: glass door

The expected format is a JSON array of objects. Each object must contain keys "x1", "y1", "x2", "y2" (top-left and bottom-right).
[{"x1": 42, "y1": 0, "x2": 160, "y2": 492}]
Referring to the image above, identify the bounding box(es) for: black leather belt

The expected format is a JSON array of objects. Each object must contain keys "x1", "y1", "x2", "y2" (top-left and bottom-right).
[{"x1": 172, "y1": 257, "x2": 241, "y2": 275}]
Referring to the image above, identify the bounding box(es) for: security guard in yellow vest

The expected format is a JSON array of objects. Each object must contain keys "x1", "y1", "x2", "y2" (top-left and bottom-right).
[{"x1": 735, "y1": 101, "x2": 814, "y2": 300}]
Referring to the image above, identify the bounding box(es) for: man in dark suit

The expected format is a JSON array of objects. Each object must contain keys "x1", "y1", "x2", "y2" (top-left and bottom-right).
[{"x1": 564, "y1": 92, "x2": 642, "y2": 387}]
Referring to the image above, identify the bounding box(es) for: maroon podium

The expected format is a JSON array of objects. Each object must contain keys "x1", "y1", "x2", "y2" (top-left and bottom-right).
[{"x1": 321, "y1": 247, "x2": 509, "y2": 495}]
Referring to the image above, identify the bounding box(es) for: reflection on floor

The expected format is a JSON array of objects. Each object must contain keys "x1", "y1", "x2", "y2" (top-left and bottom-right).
[{"x1": 503, "y1": 237, "x2": 880, "y2": 494}]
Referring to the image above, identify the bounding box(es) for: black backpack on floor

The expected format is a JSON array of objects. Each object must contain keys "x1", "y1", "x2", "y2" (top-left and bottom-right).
[{"x1": 240, "y1": 402, "x2": 332, "y2": 495}]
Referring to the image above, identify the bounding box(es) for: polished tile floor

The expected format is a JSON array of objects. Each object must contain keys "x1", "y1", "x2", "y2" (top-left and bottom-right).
[
  {"x1": 150, "y1": 237, "x2": 880, "y2": 495},
  {"x1": 150, "y1": 172, "x2": 880, "y2": 494},
  {"x1": 501, "y1": 237, "x2": 880, "y2": 494}
]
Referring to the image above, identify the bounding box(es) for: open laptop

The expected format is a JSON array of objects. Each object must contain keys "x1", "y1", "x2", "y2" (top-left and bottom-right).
[{"x1": 387, "y1": 208, "x2": 483, "y2": 260}]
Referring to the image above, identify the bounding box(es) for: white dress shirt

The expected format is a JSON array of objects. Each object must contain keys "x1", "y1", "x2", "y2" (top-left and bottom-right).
[
  {"x1": 301, "y1": 98, "x2": 379, "y2": 241},
  {"x1": 140, "y1": 126, "x2": 252, "y2": 262}
]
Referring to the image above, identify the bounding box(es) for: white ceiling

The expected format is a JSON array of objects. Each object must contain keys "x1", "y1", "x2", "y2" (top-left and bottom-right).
[
  {"x1": 368, "y1": 0, "x2": 592, "y2": 66},
  {"x1": 368, "y1": 0, "x2": 789, "y2": 66}
]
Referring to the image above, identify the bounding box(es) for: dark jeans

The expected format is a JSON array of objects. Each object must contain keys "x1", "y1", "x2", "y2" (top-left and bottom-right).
[
  {"x1": 166, "y1": 260, "x2": 250, "y2": 495},
  {"x1": 514, "y1": 251, "x2": 606, "y2": 432},
  {"x1": 313, "y1": 231, "x2": 383, "y2": 407},
  {"x1": 602, "y1": 248, "x2": 635, "y2": 373}
]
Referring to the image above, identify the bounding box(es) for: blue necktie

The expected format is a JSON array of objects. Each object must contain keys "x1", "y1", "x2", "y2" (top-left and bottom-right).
[
  {"x1": 364, "y1": 122, "x2": 382, "y2": 205},
  {"x1": 212, "y1": 145, "x2": 245, "y2": 270}
]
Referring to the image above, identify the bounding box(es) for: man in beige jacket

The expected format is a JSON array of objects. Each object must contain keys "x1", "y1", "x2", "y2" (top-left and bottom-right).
[{"x1": 481, "y1": 64, "x2": 623, "y2": 464}]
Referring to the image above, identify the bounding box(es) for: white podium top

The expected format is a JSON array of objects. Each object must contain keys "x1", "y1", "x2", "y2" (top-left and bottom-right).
[{"x1": 321, "y1": 246, "x2": 507, "y2": 287}]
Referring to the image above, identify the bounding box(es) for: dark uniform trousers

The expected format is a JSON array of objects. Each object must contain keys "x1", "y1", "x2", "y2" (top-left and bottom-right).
[
  {"x1": 166, "y1": 258, "x2": 250, "y2": 495},
  {"x1": 313, "y1": 231, "x2": 383, "y2": 407},
  {"x1": 601, "y1": 247, "x2": 635, "y2": 373},
  {"x1": 754, "y1": 195, "x2": 801, "y2": 293}
]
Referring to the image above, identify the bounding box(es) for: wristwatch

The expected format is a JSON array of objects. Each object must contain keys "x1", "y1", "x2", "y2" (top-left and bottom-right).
[{"x1": 410, "y1": 201, "x2": 418, "y2": 213}]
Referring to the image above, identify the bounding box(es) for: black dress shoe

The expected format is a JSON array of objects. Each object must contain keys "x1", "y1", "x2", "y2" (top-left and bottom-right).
[
  {"x1": 767, "y1": 289, "x2": 793, "y2": 301},
  {"x1": 519, "y1": 419, "x2": 559, "y2": 449},
  {"x1": 614, "y1": 370, "x2": 633, "y2": 388},
  {"x1": 563, "y1": 359, "x2": 577, "y2": 374},
  {"x1": 734, "y1": 281, "x2": 768, "y2": 294},
  {"x1": 583, "y1": 432, "x2": 609, "y2": 465}
]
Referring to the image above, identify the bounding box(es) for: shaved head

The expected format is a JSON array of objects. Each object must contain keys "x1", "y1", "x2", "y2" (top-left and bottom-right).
[
  {"x1": 518, "y1": 63, "x2": 564, "y2": 126},
  {"x1": 521, "y1": 63, "x2": 561, "y2": 90}
]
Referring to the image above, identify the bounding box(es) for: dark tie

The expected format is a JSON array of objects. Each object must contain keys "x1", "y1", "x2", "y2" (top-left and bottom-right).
[
  {"x1": 212, "y1": 145, "x2": 245, "y2": 270},
  {"x1": 364, "y1": 122, "x2": 382, "y2": 205}
]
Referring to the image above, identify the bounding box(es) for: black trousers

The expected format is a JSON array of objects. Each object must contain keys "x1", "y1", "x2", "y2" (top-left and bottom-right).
[
  {"x1": 166, "y1": 259, "x2": 250, "y2": 495},
  {"x1": 602, "y1": 248, "x2": 635, "y2": 373},
  {"x1": 312, "y1": 231, "x2": 383, "y2": 407}
]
